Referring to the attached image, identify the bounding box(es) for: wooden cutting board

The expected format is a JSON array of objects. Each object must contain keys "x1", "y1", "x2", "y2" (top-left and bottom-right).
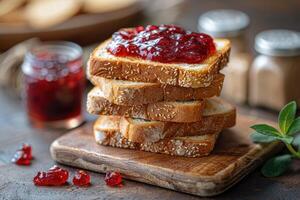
[{"x1": 50, "y1": 114, "x2": 282, "y2": 197}]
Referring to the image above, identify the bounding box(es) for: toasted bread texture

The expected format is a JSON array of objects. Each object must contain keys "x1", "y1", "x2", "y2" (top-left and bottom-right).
[
  {"x1": 83, "y1": 0, "x2": 137, "y2": 13},
  {"x1": 24, "y1": 0, "x2": 81, "y2": 29},
  {"x1": 94, "y1": 115, "x2": 220, "y2": 157},
  {"x1": 88, "y1": 38, "x2": 230, "y2": 88},
  {"x1": 88, "y1": 72, "x2": 224, "y2": 105},
  {"x1": 118, "y1": 97, "x2": 236, "y2": 143},
  {"x1": 87, "y1": 87, "x2": 206, "y2": 123}
]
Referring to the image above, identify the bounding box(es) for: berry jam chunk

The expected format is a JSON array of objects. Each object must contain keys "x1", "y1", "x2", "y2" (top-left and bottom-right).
[
  {"x1": 21, "y1": 144, "x2": 33, "y2": 160},
  {"x1": 11, "y1": 151, "x2": 31, "y2": 165},
  {"x1": 73, "y1": 170, "x2": 91, "y2": 186},
  {"x1": 106, "y1": 24, "x2": 216, "y2": 64},
  {"x1": 33, "y1": 165, "x2": 69, "y2": 186},
  {"x1": 104, "y1": 171, "x2": 123, "y2": 187},
  {"x1": 11, "y1": 144, "x2": 33, "y2": 166}
]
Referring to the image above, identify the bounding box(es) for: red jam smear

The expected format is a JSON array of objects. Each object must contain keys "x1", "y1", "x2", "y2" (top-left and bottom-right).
[
  {"x1": 24, "y1": 52, "x2": 84, "y2": 122},
  {"x1": 104, "y1": 171, "x2": 123, "y2": 187},
  {"x1": 11, "y1": 144, "x2": 33, "y2": 166},
  {"x1": 33, "y1": 165, "x2": 69, "y2": 186},
  {"x1": 21, "y1": 144, "x2": 33, "y2": 160},
  {"x1": 106, "y1": 24, "x2": 216, "y2": 64},
  {"x1": 73, "y1": 170, "x2": 91, "y2": 186}
]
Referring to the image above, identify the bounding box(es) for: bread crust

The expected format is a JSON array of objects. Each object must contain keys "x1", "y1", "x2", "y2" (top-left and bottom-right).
[
  {"x1": 88, "y1": 39, "x2": 230, "y2": 88},
  {"x1": 87, "y1": 87, "x2": 206, "y2": 123},
  {"x1": 94, "y1": 116, "x2": 220, "y2": 157},
  {"x1": 89, "y1": 74, "x2": 224, "y2": 106},
  {"x1": 118, "y1": 106, "x2": 235, "y2": 143}
]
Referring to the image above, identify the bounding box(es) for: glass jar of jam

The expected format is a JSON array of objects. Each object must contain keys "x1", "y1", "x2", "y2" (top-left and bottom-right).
[
  {"x1": 198, "y1": 9, "x2": 251, "y2": 104},
  {"x1": 249, "y1": 30, "x2": 300, "y2": 110},
  {"x1": 21, "y1": 41, "x2": 85, "y2": 128}
]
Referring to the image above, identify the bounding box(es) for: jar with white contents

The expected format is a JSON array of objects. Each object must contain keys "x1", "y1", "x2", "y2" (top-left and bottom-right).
[
  {"x1": 250, "y1": 30, "x2": 300, "y2": 110},
  {"x1": 198, "y1": 9, "x2": 251, "y2": 104}
]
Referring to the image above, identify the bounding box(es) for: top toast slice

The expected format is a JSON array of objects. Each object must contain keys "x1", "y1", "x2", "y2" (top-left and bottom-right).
[{"x1": 88, "y1": 38, "x2": 230, "y2": 88}]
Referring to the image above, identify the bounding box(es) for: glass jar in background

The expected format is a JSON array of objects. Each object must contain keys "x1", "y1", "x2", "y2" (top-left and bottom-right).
[
  {"x1": 250, "y1": 30, "x2": 300, "y2": 111},
  {"x1": 198, "y1": 9, "x2": 251, "y2": 104},
  {"x1": 22, "y1": 41, "x2": 85, "y2": 129}
]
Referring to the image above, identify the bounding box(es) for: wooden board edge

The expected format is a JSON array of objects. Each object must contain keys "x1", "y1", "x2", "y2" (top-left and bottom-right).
[
  {"x1": 200, "y1": 142, "x2": 283, "y2": 196},
  {"x1": 50, "y1": 139, "x2": 282, "y2": 197}
]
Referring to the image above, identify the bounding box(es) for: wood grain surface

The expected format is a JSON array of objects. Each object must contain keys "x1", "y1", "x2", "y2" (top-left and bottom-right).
[{"x1": 50, "y1": 114, "x2": 282, "y2": 197}]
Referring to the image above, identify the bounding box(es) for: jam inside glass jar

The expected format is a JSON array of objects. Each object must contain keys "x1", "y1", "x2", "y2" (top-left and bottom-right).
[{"x1": 22, "y1": 42, "x2": 84, "y2": 128}]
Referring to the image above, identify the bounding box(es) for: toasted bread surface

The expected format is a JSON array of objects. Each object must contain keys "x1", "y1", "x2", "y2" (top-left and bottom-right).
[
  {"x1": 103, "y1": 97, "x2": 236, "y2": 143},
  {"x1": 83, "y1": 0, "x2": 137, "y2": 13},
  {"x1": 88, "y1": 72, "x2": 224, "y2": 105},
  {"x1": 94, "y1": 116, "x2": 219, "y2": 157},
  {"x1": 87, "y1": 87, "x2": 206, "y2": 123},
  {"x1": 88, "y1": 38, "x2": 230, "y2": 88},
  {"x1": 24, "y1": 0, "x2": 81, "y2": 29}
]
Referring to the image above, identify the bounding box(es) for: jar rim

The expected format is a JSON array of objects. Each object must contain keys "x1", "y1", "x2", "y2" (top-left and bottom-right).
[
  {"x1": 198, "y1": 9, "x2": 250, "y2": 37},
  {"x1": 255, "y1": 29, "x2": 300, "y2": 57},
  {"x1": 26, "y1": 41, "x2": 83, "y2": 63}
]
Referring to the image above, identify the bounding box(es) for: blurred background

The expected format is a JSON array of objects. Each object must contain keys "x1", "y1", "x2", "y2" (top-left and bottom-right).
[
  {"x1": 1, "y1": 0, "x2": 300, "y2": 51},
  {"x1": 0, "y1": 0, "x2": 300, "y2": 122}
]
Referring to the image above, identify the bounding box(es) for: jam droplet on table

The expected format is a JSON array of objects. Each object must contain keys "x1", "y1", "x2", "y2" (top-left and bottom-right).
[
  {"x1": 33, "y1": 165, "x2": 69, "y2": 186},
  {"x1": 106, "y1": 24, "x2": 216, "y2": 64},
  {"x1": 104, "y1": 171, "x2": 123, "y2": 187},
  {"x1": 21, "y1": 143, "x2": 33, "y2": 160},
  {"x1": 73, "y1": 170, "x2": 91, "y2": 186},
  {"x1": 11, "y1": 144, "x2": 33, "y2": 166}
]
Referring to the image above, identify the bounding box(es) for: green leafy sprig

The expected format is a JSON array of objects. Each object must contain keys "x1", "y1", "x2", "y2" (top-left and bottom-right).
[{"x1": 250, "y1": 101, "x2": 300, "y2": 177}]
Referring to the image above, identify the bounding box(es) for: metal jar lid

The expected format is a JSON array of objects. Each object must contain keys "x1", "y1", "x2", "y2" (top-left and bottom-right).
[
  {"x1": 255, "y1": 30, "x2": 300, "y2": 57},
  {"x1": 198, "y1": 9, "x2": 249, "y2": 37}
]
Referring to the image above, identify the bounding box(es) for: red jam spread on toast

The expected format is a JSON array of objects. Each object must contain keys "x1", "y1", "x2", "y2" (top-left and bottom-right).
[{"x1": 106, "y1": 25, "x2": 216, "y2": 64}]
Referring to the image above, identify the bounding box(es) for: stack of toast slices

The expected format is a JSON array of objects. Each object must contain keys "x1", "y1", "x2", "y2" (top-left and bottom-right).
[{"x1": 87, "y1": 27, "x2": 236, "y2": 157}]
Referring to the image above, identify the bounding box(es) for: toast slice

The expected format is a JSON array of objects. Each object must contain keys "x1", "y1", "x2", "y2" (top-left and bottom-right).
[
  {"x1": 87, "y1": 87, "x2": 206, "y2": 123},
  {"x1": 88, "y1": 72, "x2": 224, "y2": 106},
  {"x1": 88, "y1": 38, "x2": 230, "y2": 88},
  {"x1": 119, "y1": 97, "x2": 235, "y2": 143},
  {"x1": 93, "y1": 115, "x2": 220, "y2": 157}
]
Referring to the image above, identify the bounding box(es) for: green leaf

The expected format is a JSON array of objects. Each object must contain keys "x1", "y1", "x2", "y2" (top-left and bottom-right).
[
  {"x1": 278, "y1": 136, "x2": 294, "y2": 144},
  {"x1": 251, "y1": 132, "x2": 277, "y2": 143},
  {"x1": 251, "y1": 132, "x2": 293, "y2": 144},
  {"x1": 287, "y1": 117, "x2": 300, "y2": 135},
  {"x1": 261, "y1": 154, "x2": 292, "y2": 177},
  {"x1": 292, "y1": 134, "x2": 300, "y2": 149},
  {"x1": 250, "y1": 124, "x2": 281, "y2": 136},
  {"x1": 278, "y1": 101, "x2": 297, "y2": 134}
]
